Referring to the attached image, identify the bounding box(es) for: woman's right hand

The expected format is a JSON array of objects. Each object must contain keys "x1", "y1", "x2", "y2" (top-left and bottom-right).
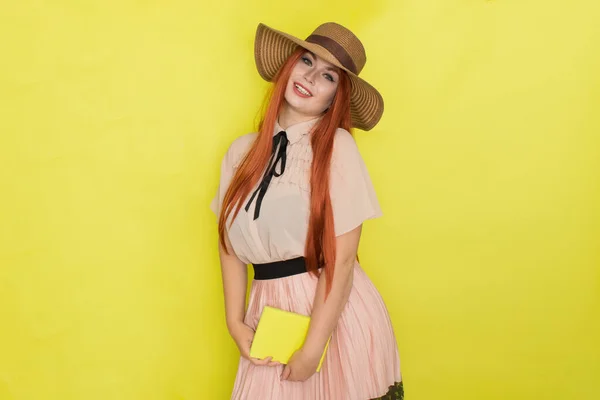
[{"x1": 229, "y1": 321, "x2": 281, "y2": 367}]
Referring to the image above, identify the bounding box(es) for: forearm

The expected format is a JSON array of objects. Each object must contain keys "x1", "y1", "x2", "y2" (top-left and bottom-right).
[
  {"x1": 303, "y1": 259, "x2": 354, "y2": 354},
  {"x1": 218, "y1": 239, "x2": 248, "y2": 333}
]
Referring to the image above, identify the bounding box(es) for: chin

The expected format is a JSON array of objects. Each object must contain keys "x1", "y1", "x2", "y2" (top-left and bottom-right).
[
  {"x1": 287, "y1": 104, "x2": 321, "y2": 118},
  {"x1": 283, "y1": 96, "x2": 306, "y2": 113}
]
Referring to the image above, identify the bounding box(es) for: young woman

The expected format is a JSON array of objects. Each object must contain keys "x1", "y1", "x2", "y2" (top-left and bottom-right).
[{"x1": 211, "y1": 22, "x2": 404, "y2": 399}]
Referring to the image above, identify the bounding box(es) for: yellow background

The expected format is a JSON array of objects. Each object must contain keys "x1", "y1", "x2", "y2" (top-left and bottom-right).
[{"x1": 1, "y1": 0, "x2": 598, "y2": 399}]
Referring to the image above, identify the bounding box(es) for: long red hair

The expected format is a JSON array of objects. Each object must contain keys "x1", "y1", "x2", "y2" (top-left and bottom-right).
[{"x1": 218, "y1": 47, "x2": 352, "y2": 299}]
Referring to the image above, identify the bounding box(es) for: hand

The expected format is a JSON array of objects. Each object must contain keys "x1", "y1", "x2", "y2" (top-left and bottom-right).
[
  {"x1": 229, "y1": 321, "x2": 281, "y2": 367},
  {"x1": 281, "y1": 347, "x2": 321, "y2": 382}
]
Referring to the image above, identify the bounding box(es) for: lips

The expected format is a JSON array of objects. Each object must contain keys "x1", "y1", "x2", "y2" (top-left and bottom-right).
[{"x1": 293, "y1": 82, "x2": 313, "y2": 97}]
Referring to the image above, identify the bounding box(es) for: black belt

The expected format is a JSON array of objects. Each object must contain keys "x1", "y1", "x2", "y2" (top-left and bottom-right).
[{"x1": 252, "y1": 257, "x2": 322, "y2": 280}]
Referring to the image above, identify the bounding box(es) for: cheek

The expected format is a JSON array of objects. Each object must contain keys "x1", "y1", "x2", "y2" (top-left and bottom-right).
[{"x1": 321, "y1": 85, "x2": 338, "y2": 106}]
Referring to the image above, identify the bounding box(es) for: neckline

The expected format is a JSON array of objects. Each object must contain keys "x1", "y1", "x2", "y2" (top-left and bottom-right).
[{"x1": 274, "y1": 116, "x2": 322, "y2": 144}]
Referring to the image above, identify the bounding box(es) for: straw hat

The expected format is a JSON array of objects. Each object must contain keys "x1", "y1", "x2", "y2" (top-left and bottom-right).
[{"x1": 254, "y1": 22, "x2": 384, "y2": 131}]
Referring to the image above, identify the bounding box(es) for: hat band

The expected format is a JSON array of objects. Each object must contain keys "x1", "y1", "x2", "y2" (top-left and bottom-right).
[{"x1": 305, "y1": 34, "x2": 358, "y2": 74}]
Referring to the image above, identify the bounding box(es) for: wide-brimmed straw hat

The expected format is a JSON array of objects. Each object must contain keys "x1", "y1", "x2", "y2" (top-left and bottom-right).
[{"x1": 254, "y1": 22, "x2": 384, "y2": 131}]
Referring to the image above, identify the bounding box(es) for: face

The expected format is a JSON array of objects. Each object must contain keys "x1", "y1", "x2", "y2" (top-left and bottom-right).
[{"x1": 284, "y1": 51, "x2": 340, "y2": 118}]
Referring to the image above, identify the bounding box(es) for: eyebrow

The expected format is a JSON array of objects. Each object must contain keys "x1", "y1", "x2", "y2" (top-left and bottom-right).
[{"x1": 305, "y1": 51, "x2": 340, "y2": 74}]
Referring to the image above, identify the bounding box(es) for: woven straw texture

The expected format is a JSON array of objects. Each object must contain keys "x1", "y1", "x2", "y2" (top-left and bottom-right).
[{"x1": 254, "y1": 23, "x2": 384, "y2": 131}]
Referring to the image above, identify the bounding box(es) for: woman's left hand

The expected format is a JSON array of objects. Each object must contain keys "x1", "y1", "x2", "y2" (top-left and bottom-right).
[{"x1": 280, "y1": 347, "x2": 321, "y2": 382}]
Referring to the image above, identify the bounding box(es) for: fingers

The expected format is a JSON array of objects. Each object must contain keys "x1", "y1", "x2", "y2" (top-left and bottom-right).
[
  {"x1": 245, "y1": 353, "x2": 282, "y2": 368},
  {"x1": 249, "y1": 356, "x2": 272, "y2": 366},
  {"x1": 249, "y1": 356, "x2": 283, "y2": 367},
  {"x1": 281, "y1": 365, "x2": 291, "y2": 381}
]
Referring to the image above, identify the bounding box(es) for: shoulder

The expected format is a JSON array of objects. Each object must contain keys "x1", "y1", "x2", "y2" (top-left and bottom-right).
[
  {"x1": 332, "y1": 128, "x2": 361, "y2": 166},
  {"x1": 222, "y1": 132, "x2": 258, "y2": 167},
  {"x1": 333, "y1": 128, "x2": 358, "y2": 150},
  {"x1": 227, "y1": 132, "x2": 257, "y2": 156}
]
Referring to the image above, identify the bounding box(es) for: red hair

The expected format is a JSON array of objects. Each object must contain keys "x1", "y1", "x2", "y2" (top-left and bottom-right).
[{"x1": 218, "y1": 47, "x2": 352, "y2": 299}]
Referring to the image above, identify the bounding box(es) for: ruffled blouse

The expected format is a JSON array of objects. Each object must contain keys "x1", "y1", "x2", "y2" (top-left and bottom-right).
[{"x1": 210, "y1": 117, "x2": 382, "y2": 265}]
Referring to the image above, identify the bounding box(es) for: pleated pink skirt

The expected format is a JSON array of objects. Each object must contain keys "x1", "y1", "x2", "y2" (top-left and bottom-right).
[{"x1": 231, "y1": 262, "x2": 403, "y2": 400}]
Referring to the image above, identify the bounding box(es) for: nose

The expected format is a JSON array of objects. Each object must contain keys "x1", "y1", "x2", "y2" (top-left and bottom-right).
[{"x1": 303, "y1": 69, "x2": 317, "y2": 85}]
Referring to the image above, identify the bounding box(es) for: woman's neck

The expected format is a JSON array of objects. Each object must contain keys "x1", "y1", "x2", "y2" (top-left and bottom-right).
[{"x1": 277, "y1": 103, "x2": 321, "y2": 130}]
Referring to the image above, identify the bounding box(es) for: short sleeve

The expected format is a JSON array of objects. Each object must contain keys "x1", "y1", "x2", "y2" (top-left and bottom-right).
[
  {"x1": 210, "y1": 133, "x2": 256, "y2": 220},
  {"x1": 330, "y1": 129, "x2": 383, "y2": 236}
]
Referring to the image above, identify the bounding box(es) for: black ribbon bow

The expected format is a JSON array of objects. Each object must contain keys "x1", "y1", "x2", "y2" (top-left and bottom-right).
[{"x1": 244, "y1": 131, "x2": 289, "y2": 220}]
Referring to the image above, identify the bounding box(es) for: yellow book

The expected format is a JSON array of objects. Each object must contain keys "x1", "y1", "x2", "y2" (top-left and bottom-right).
[{"x1": 249, "y1": 306, "x2": 330, "y2": 372}]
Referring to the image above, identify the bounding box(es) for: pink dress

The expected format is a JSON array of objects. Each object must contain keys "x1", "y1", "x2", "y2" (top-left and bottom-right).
[{"x1": 211, "y1": 117, "x2": 403, "y2": 399}]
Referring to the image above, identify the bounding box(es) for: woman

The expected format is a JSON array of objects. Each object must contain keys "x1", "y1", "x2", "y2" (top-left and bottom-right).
[{"x1": 211, "y1": 22, "x2": 404, "y2": 399}]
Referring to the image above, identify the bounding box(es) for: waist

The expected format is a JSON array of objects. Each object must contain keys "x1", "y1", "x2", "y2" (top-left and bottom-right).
[{"x1": 252, "y1": 257, "x2": 322, "y2": 280}]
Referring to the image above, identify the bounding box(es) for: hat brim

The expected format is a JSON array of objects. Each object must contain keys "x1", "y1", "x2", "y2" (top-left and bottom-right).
[{"x1": 254, "y1": 23, "x2": 384, "y2": 131}]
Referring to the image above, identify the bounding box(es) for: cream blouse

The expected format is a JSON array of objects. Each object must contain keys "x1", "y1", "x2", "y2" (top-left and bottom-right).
[{"x1": 210, "y1": 117, "x2": 382, "y2": 265}]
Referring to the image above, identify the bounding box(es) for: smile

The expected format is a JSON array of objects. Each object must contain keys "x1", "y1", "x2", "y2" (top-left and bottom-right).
[{"x1": 293, "y1": 82, "x2": 313, "y2": 97}]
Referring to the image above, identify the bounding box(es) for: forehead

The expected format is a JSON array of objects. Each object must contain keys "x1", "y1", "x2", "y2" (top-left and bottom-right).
[{"x1": 303, "y1": 50, "x2": 340, "y2": 73}]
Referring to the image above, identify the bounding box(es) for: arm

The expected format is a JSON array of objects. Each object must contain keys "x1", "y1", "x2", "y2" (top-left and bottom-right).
[
  {"x1": 304, "y1": 224, "x2": 361, "y2": 353},
  {"x1": 281, "y1": 224, "x2": 362, "y2": 380},
  {"x1": 219, "y1": 233, "x2": 280, "y2": 367},
  {"x1": 213, "y1": 136, "x2": 277, "y2": 365},
  {"x1": 218, "y1": 234, "x2": 247, "y2": 333}
]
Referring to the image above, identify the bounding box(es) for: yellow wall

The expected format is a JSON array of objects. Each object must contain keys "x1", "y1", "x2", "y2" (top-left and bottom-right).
[{"x1": 1, "y1": 1, "x2": 598, "y2": 399}]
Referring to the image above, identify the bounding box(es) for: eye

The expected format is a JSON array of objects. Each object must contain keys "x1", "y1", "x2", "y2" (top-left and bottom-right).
[
  {"x1": 301, "y1": 56, "x2": 312, "y2": 66},
  {"x1": 324, "y1": 73, "x2": 335, "y2": 82}
]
